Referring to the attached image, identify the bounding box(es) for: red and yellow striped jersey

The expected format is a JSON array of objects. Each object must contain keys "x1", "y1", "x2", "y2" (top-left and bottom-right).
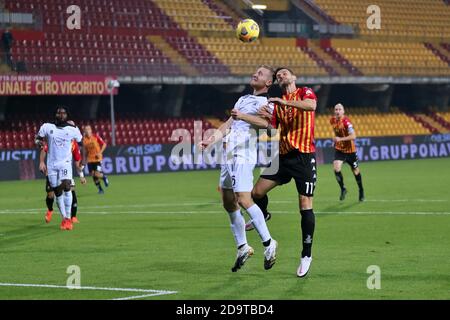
[
  {"x1": 330, "y1": 116, "x2": 356, "y2": 153},
  {"x1": 272, "y1": 87, "x2": 317, "y2": 154},
  {"x1": 82, "y1": 134, "x2": 105, "y2": 163}
]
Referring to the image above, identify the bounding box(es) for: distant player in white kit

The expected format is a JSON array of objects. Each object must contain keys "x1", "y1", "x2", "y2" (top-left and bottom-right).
[
  {"x1": 35, "y1": 106, "x2": 82, "y2": 231},
  {"x1": 200, "y1": 66, "x2": 278, "y2": 272}
]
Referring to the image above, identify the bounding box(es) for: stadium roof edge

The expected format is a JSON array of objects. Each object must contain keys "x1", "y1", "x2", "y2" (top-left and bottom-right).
[{"x1": 118, "y1": 76, "x2": 450, "y2": 85}]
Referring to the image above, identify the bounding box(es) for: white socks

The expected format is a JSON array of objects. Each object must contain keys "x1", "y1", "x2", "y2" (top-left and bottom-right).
[
  {"x1": 56, "y1": 195, "x2": 66, "y2": 219},
  {"x1": 228, "y1": 209, "x2": 247, "y2": 248},
  {"x1": 63, "y1": 191, "x2": 73, "y2": 219},
  {"x1": 246, "y1": 204, "x2": 271, "y2": 243}
]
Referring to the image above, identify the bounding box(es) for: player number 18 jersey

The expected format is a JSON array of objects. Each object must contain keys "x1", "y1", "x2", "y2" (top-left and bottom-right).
[{"x1": 38, "y1": 123, "x2": 82, "y2": 168}]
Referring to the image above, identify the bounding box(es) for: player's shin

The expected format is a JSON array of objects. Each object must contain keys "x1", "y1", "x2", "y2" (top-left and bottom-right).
[
  {"x1": 354, "y1": 173, "x2": 363, "y2": 190},
  {"x1": 300, "y1": 209, "x2": 315, "y2": 257},
  {"x1": 252, "y1": 194, "x2": 269, "y2": 219},
  {"x1": 55, "y1": 193, "x2": 66, "y2": 218},
  {"x1": 228, "y1": 209, "x2": 247, "y2": 248},
  {"x1": 46, "y1": 196, "x2": 54, "y2": 211},
  {"x1": 334, "y1": 171, "x2": 345, "y2": 190},
  {"x1": 63, "y1": 191, "x2": 73, "y2": 219},
  {"x1": 71, "y1": 190, "x2": 78, "y2": 218},
  {"x1": 94, "y1": 177, "x2": 103, "y2": 191},
  {"x1": 246, "y1": 204, "x2": 272, "y2": 244}
]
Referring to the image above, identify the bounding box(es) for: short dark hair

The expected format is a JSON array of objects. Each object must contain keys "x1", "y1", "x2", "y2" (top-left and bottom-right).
[{"x1": 274, "y1": 67, "x2": 295, "y2": 77}]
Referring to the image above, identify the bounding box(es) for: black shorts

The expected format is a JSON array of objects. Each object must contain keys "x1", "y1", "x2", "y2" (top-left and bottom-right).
[
  {"x1": 334, "y1": 150, "x2": 359, "y2": 169},
  {"x1": 88, "y1": 162, "x2": 103, "y2": 173},
  {"x1": 45, "y1": 176, "x2": 52, "y2": 193},
  {"x1": 260, "y1": 151, "x2": 317, "y2": 197}
]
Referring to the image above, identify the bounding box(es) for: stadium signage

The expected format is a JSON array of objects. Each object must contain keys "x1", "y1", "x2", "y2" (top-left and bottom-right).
[
  {"x1": 0, "y1": 75, "x2": 118, "y2": 95},
  {"x1": 0, "y1": 134, "x2": 449, "y2": 181},
  {"x1": 430, "y1": 133, "x2": 450, "y2": 143},
  {"x1": 0, "y1": 150, "x2": 37, "y2": 161}
]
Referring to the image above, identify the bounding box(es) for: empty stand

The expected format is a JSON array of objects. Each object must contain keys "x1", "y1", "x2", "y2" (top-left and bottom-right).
[
  {"x1": 330, "y1": 39, "x2": 450, "y2": 76},
  {"x1": 0, "y1": 114, "x2": 214, "y2": 149},
  {"x1": 2, "y1": 0, "x2": 450, "y2": 77},
  {"x1": 314, "y1": 0, "x2": 450, "y2": 39},
  {"x1": 1, "y1": 108, "x2": 448, "y2": 149},
  {"x1": 11, "y1": 33, "x2": 183, "y2": 75},
  {"x1": 315, "y1": 107, "x2": 432, "y2": 139},
  {"x1": 152, "y1": 0, "x2": 234, "y2": 32},
  {"x1": 197, "y1": 37, "x2": 328, "y2": 76},
  {"x1": 5, "y1": 0, "x2": 233, "y2": 76}
]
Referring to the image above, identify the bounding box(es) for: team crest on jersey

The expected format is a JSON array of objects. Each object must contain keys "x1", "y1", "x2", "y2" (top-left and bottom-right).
[{"x1": 50, "y1": 130, "x2": 53, "y2": 134}]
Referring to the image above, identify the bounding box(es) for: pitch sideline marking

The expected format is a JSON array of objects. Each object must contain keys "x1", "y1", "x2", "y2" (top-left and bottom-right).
[
  {"x1": 0, "y1": 197, "x2": 448, "y2": 214},
  {"x1": 0, "y1": 210, "x2": 449, "y2": 215},
  {"x1": 0, "y1": 282, "x2": 178, "y2": 300}
]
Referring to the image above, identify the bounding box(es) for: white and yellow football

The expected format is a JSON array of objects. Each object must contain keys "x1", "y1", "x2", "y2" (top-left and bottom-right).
[{"x1": 236, "y1": 19, "x2": 260, "y2": 43}]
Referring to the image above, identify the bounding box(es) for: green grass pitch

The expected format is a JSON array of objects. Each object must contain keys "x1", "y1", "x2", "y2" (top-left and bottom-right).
[{"x1": 0, "y1": 158, "x2": 449, "y2": 300}]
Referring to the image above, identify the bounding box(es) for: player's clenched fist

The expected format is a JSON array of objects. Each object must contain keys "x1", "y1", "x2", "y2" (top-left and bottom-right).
[
  {"x1": 230, "y1": 108, "x2": 243, "y2": 120},
  {"x1": 258, "y1": 105, "x2": 273, "y2": 120}
]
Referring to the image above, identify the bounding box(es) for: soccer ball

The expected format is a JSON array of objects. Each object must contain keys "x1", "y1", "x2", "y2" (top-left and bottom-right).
[{"x1": 236, "y1": 19, "x2": 259, "y2": 43}]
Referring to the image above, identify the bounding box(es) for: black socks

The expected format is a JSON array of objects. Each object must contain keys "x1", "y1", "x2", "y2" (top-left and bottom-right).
[
  {"x1": 300, "y1": 209, "x2": 315, "y2": 258},
  {"x1": 354, "y1": 173, "x2": 364, "y2": 191},
  {"x1": 46, "y1": 196, "x2": 54, "y2": 211},
  {"x1": 334, "y1": 171, "x2": 345, "y2": 190},
  {"x1": 71, "y1": 190, "x2": 78, "y2": 218}
]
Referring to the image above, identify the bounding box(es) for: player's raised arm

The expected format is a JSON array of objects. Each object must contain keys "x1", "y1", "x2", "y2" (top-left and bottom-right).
[
  {"x1": 269, "y1": 97, "x2": 317, "y2": 111},
  {"x1": 199, "y1": 116, "x2": 232, "y2": 149},
  {"x1": 268, "y1": 85, "x2": 317, "y2": 111},
  {"x1": 231, "y1": 108, "x2": 269, "y2": 129}
]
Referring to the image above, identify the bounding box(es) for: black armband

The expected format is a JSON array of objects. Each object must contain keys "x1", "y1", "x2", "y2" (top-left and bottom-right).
[{"x1": 35, "y1": 136, "x2": 44, "y2": 148}]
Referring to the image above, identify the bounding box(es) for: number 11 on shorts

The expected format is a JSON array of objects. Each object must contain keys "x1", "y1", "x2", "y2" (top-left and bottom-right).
[{"x1": 305, "y1": 182, "x2": 314, "y2": 195}]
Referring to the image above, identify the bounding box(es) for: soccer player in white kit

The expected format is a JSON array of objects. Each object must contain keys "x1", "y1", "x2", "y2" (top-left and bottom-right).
[
  {"x1": 200, "y1": 66, "x2": 278, "y2": 272},
  {"x1": 35, "y1": 106, "x2": 82, "y2": 231}
]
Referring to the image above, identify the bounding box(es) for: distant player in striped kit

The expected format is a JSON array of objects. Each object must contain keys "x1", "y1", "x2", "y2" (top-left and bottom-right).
[
  {"x1": 82, "y1": 125, "x2": 109, "y2": 194},
  {"x1": 330, "y1": 103, "x2": 365, "y2": 202},
  {"x1": 243, "y1": 67, "x2": 318, "y2": 278}
]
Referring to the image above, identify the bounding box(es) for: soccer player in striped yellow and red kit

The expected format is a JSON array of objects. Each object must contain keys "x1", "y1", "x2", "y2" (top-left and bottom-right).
[
  {"x1": 244, "y1": 67, "x2": 317, "y2": 278},
  {"x1": 82, "y1": 125, "x2": 109, "y2": 194},
  {"x1": 330, "y1": 103, "x2": 365, "y2": 202}
]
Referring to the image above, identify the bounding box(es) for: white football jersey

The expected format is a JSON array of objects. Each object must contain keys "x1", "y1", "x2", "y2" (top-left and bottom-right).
[
  {"x1": 230, "y1": 94, "x2": 270, "y2": 132},
  {"x1": 37, "y1": 123, "x2": 82, "y2": 168},
  {"x1": 226, "y1": 94, "x2": 273, "y2": 162}
]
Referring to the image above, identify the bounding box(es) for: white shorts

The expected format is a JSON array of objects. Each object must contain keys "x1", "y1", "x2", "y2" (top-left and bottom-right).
[
  {"x1": 47, "y1": 165, "x2": 73, "y2": 188},
  {"x1": 219, "y1": 162, "x2": 255, "y2": 193}
]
